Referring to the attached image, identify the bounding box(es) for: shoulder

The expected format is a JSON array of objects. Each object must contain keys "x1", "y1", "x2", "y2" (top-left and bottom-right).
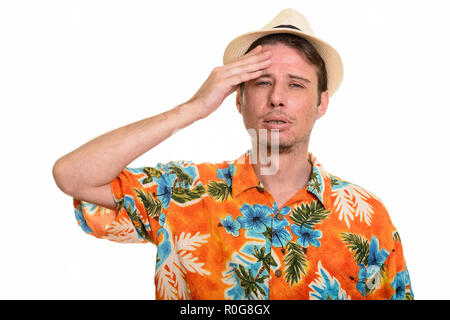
[
  {"x1": 328, "y1": 173, "x2": 384, "y2": 205},
  {"x1": 326, "y1": 173, "x2": 400, "y2": 253},
  {"x1": 326, "y1": 172, "x2": 394, "y2": 230}
]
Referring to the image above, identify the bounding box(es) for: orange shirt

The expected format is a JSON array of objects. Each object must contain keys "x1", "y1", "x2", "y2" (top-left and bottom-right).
[{"x1": 73, "y1": 150, "x2": 413, "y2": 300}]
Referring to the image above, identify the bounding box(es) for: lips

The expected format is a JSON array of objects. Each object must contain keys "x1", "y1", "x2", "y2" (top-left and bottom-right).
[
  {"x1": 262, "y1": 115, "x2": 291, "y2": 130},
  {"x1": 263, "y1": 115, "x2": 290, "y2": 124}
]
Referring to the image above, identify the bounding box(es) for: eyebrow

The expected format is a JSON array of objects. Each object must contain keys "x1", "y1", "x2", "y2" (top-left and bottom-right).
[{"x1": 258, "y1": 73, "x2": 311, "y2": 83}]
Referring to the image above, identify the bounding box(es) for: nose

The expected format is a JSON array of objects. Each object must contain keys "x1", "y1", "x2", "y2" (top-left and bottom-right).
[{"x1": 269, "y1": 82, "x2": 285, "y2": 108}]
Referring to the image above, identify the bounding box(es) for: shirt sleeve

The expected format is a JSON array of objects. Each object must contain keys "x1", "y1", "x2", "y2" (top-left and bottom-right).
[
  {"x1": 73, "y1": 162, "x2": 170, "y2": 245},
  {"x1": 381, "y1": 231, "x2": 414, "y2": 300},
  {"x1": 351, "y1": 193, "x2": 414, "y2": 300}
]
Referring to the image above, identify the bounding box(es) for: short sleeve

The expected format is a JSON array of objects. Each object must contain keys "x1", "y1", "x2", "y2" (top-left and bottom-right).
[
  {"x1": 381, "y1": 231, "x2": 414, "y2": 300},
  {"x1": 346, "y1": 192, "x2": 414, "y2": 300},
  {"x1": 73, "y1": 162, "x2": 170, "y2": 245}
]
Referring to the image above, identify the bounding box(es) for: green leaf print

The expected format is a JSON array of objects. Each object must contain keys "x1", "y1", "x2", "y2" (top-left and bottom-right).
[
  {"x1": 253, "y1": 246, "x2": 277, "y2": 279},
  {"x1": 330, "y1": 176, "x2": 340, "y2": 187},
  {"x1": 309, "y1": 171, "x2": 322, "y2": 194},
  {"x1": 168, "y1": 165, "x2": 193, "y2": 192},
  {"x1": 207, "y1": 180, "x2": 231, "y2": 202},
  {"x1": 134, "y1": 188, "x2": 162, "y2": 218},
  {"x1": 340, "y1": 233, "x2": 370, "y2": 266},
  {"x1": 284, "y1": 241, "x2": 308, "y2": 286},
  {"x1": 142, "y1": 167, "x2": 162, "y2": 184},
  {"x1": 234, "y1": 264, "x2": 268, "y2": 298},
  {"x1": 393, "y1": 231, "x2": 402, "y2": 243},
  {"x1": 171, "y1": 184, "x2": 206, "y2": 203},
  {"x1": 290, "y1": 200, "x2": 330, "y2": 229},
  {"x1": 125, "y1": 201, "x2": 152, "y2": 242}
]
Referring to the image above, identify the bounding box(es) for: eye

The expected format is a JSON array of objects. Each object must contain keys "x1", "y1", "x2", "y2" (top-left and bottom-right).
[
  {"x1": 256, "y1": 81, "x2": 271, "y2": 86},
  {"x1": 290, "y1": 83, "x2": 305, "y2": 88}
]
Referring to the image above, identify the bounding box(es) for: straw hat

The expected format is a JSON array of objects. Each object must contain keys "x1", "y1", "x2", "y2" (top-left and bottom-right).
[{"x1": 223, "y1": 8, "x2": 344, "y2": 97}]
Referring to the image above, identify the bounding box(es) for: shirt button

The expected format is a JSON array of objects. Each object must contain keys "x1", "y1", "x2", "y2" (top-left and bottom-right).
[
  {"x1": 275, "y1": 269, "x2": 282, "y2": 277},
  {"x1": 276, "y1": 213, "x2": 283, "y2": 221},
  {"x1": 256, "y1": 181, "x2": 264, "y2": 193}
]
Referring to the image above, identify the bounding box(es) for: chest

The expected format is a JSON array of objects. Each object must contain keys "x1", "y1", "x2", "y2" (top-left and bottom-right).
[{"x1": 158, "y1": 195, "x2": 347, "y2": 300}]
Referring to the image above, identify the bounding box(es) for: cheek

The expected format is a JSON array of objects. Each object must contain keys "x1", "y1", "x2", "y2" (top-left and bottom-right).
[
  {"x1": 239, "y1": 105, "x2": 254, "y2": 129},
  {"x1": 241, "y1": 99, "x2": 261, "y2": 124},
  {"x1": 243, "y1": 111, "x2": 258, "y2": 130},
  {"x1": 295, "y1": 105, "x2": 318, "y2": 129}
]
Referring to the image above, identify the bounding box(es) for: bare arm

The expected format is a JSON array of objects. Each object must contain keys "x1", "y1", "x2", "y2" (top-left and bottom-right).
[
  {"x1": 52, "y1": 103, "x2": 200, "y2": 209},
  {"x1": 52, "y1": 45, "x2": 272, "y2": 210}
]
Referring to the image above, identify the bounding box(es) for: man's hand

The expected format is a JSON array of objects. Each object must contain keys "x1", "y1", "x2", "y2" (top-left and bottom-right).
[
  {"x1": 53, "y1": 46, "x2": 272, "y2": 207},
  {"x1": 187, "y1": 45, "x2": 272, "y2": 119}
]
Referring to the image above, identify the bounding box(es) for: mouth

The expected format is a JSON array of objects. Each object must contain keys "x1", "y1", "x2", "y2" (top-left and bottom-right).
[
  {"x1": 264, "y1": 120, "x2": 287, "y2": 124},
  {"x1": 262, "y1": 116, "x2": 291, "y2": 130},
  {"x1": 262, "y1": 120, "x2": 290, "y2": 130}
]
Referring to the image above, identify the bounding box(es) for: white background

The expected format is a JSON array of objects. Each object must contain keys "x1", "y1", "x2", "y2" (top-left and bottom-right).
[{"x1": 1, "y1": 0, "x2": 449, "y2": 299}]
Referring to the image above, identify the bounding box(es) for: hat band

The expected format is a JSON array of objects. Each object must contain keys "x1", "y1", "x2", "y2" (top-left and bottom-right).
[{"x1": 273, "y1": 24, "x2": 302, "y2": 31}]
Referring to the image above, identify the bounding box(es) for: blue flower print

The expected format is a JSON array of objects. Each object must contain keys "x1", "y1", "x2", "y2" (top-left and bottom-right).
[
  {"x1": 220, "y1": 214, "x2": 241, "y2": 237},
  {"x1": 75, "y1": 205, "x2": 93, "y2": 234},
  {"x1": 355, "y1": 236, "x2": 390, "y2": 296},
  {"x1": 155, "y1": 227, "x2": 172, "y2": 271},
  {"x1": 159, "y1": 212, "x2": 166, "y2": 227},
  {"x1": 276, "y1": 206, "x2": 291, "y2": 218},
  {"x1": 153, "y1": 162, "x2": 198, "y2": 209},
  {"x1": 271, "y1": 205, "x2": 292, "y2": 246},
  {"x1": 356, "y1": 264, "x2": 368, "y2": 296},
  {"x1": 237, "y1": 204, "x2": 272, "y2": 233},
  {"x1": 272, "y1": 217, "x2": 292, "y2": 247},
  {"x1": 366, "y1": 236, "x2": 390, "y2": 278},
  {"x1": 217, "y1": 164, "x2": 235, "y2": 187},
  {"x1": 154, "y1": 173, "x2": 176, "y2": 209},
  {"x1": 123, "y1": 194, "x2": 136, "y2": 212},
  {"x1": 391, "y1": 269, "x2": 412, "y2": 300},
  {"x1": 291, "y1": 225, "x2": 322, "y2": 248}
]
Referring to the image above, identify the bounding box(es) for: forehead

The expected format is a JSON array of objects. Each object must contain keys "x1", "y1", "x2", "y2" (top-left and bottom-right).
[{"x1": 260, "y1": 43, "x2": 317, "y2": 78}]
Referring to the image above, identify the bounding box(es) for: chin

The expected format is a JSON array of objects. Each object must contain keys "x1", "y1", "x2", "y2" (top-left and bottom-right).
[
  {"x1": 255, "y1": 139, "x2": 294, "y2": 154},
  {"x1": 269, "y1": 143, "x2": 295, "y2": 154}
]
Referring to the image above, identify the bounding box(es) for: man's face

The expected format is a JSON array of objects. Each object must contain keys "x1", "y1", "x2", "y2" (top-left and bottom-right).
[{"x1": 236, "y1": 42, "x2": 329, "y2": 154}]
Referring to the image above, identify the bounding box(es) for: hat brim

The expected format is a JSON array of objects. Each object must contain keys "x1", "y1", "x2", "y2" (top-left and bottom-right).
[{"x1": 223, "y1": 28, "x2": 343, "y2": 97}]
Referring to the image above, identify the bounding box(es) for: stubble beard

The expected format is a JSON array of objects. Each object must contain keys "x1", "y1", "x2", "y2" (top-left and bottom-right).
[{"x1": 261, "y1": 130, "x2": 311, "y2": 155}]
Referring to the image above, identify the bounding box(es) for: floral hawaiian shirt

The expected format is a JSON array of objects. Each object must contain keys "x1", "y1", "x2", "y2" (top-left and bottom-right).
[{"x1": 73, "y1": 150, "x2": 413, "y2": 300}]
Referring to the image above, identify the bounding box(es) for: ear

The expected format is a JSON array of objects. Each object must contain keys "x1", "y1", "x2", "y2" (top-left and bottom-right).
[
  {"x1": 236, "y1": 85, "x2": 243, "y2": 114},
  {"x1": 316, "y1": 90, "x2": 329, "y2": 120}
]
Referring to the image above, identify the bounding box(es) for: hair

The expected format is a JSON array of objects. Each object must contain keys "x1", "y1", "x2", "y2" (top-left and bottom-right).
[{"x1": 238, "y1": 33, "x2": 327, "y2": 106}]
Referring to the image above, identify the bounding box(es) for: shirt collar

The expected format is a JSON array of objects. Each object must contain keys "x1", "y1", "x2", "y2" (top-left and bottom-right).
[{"x1": 229, "y1": 149, "x2": 331, "y2": 208}]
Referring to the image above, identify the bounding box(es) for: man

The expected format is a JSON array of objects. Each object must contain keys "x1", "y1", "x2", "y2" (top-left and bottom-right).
[{"x1": 53, "y1": 8, "x2": 413, "y2": 300}]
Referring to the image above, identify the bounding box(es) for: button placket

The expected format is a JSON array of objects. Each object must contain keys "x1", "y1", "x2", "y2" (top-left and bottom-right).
[
  {"x1": 269, "y1": 203, "x2": 278, "y2": 284},
  {"x1": 271, "y1": 205, "x2": 291, "y2": 256}
]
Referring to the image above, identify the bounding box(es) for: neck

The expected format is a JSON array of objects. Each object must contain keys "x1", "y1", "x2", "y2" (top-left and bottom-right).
[{"x1": 251, "y1": 143, "x2": 312, "y2": 192}]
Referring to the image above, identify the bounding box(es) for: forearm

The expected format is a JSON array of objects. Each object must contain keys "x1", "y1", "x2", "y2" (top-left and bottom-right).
[
  {"x1": 53, "y1": 102, "x2": 200, "y2": 194},
  {"x1": 54, "y1": 45, "x2": 272, "y2": 196}
]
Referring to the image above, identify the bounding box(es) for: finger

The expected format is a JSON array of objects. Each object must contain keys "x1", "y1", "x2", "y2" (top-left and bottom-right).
[
  {"x1": 229, "y1": 49, "x2": 272, "y2": 69},
  {"x1": 243, "y1": 45, "x2": 263, "y2": 57},
  {"x1": 224, "y1": 45, "x2": 268, "y2": 68},
  {"x1": 239, "y1": 58, "x2": 272, "y2": 73},
  {"x1": 225, "y1": 69, "x2": 265, "y2": 96},
  {"x1": 236, "y1": 46, "x2": 271, "y2": 63},
  {"x1": 223, "y1": 58, "x2": 271, "y2": 78},
  {"x1": 229, "y1": 69, "x2": 266, "y2": 87}
]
